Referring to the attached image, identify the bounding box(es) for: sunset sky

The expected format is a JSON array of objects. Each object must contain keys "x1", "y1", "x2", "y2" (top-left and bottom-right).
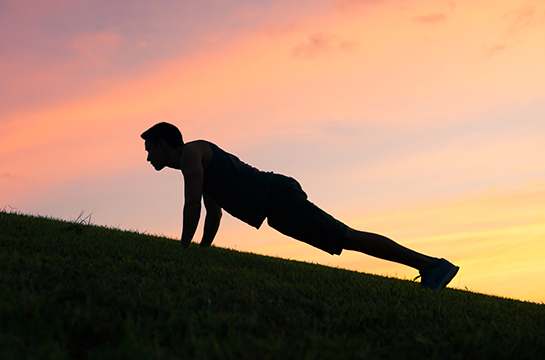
[{"x1": 2, "y1": 0, "x2": 544, "y2": 303}]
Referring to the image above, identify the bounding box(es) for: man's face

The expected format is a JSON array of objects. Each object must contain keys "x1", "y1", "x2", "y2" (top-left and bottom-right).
[{"x1": 145, "y1": 140, "x2": 166, "y2": 171}]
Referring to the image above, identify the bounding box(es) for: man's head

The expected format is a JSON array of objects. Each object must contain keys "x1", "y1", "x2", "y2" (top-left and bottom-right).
[{"x1": 141, "y1": 122, "x2": 184, "y2": 171}]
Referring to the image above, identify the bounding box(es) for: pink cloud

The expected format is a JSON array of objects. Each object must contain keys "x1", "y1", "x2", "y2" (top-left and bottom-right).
[
  {"x1": 292, "y1": 33, "x2": 332, "y2": 58},
  {"x1": 72, "y1": 30, "x2": 121, "y2": 66},
  {"x1": 414, "y1": 12, "x2": 447, "y2": 24},
  {"x1": 292, "y1": 33, "x2": 356, "y2": 58},
  {"x1": 481, "y1": 6, "x2": 542, "y2": 57},
  {"x1": 503, "y1": 7, "x2": 535, "y2": 38},
  {"x1": 484, "y1": 43, "x2": 507, "y2": 56}
]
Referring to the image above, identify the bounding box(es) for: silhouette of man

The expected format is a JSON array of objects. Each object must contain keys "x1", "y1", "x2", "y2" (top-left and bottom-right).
[{"x1": 141, "y1": 122, "x2": 459, "y2": 290}]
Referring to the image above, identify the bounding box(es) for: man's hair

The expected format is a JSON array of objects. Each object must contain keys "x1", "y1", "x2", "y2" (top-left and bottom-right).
[{"x1": 141, "y1": 122, "x2": 184, "y2": 148}]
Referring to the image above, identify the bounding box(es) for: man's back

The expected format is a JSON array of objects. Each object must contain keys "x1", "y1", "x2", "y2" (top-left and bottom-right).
[{"x1": 195, "y1": 140, "x2": 273, "y2": 228}]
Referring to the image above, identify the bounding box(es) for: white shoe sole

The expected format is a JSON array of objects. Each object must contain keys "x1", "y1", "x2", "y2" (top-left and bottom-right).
[{"x1": 432, "y1": 265, "x2": 459, "y2": 291}]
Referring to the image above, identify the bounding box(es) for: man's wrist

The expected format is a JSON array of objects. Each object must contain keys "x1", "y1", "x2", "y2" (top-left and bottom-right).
[{"x1": 180, "y1": 238, "x2": 191, "y2": 249}]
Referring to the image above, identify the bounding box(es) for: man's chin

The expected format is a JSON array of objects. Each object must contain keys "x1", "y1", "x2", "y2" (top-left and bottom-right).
[{"x1": 152, "y1": 164, "x2": 165, "y2": 171}]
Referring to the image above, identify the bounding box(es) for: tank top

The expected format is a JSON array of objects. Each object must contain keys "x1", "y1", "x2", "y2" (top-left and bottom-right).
[{"x1": 201, "y1": 141, "x2": 273, "y2": 228}]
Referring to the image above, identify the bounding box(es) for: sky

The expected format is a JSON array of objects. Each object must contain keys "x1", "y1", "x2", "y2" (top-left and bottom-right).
[{"x1": 1, "y1": 0, "x2": 545, "y2": 303}]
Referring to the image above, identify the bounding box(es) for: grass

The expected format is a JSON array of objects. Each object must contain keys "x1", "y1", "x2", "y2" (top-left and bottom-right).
[{"x1": 1, "y1": 211, "x2": 544, "y2": 359}]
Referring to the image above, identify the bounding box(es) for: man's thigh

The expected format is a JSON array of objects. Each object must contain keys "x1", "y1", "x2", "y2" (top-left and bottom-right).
[{"x1": 264, "y1": 174, "x2": 347, "y2": 255}]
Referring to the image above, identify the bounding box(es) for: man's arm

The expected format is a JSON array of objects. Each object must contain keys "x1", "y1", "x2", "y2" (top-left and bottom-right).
[
  {"x1": 200, "y1": 195, "x2": 222, "y2": 247},
  {"x1": 180, "y1": 145, "x2": 205, "y2": 249}
]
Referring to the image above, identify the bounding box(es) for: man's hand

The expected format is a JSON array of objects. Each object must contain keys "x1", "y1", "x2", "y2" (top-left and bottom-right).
[{"x1": 181, "y1": 238, "x2": 191, "y2": 249}]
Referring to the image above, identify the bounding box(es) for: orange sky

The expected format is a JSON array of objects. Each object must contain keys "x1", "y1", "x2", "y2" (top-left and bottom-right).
[{"x1": 1, "y1": 0, "x2": 545, "y2": 303}]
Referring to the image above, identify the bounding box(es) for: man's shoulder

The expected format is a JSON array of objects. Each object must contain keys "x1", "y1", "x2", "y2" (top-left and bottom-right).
[
  {"x1": 181, "y1": 140, "x2": 214, "y2": 168},
  {"x1": 182, "y1": 140, "x2": 214, "y2": 154},
  {"x1": 185, "y1": 139, "x2": 212, "y2": 147}
]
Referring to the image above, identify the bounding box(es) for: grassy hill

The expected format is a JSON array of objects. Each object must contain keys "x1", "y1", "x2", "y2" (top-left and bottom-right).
[{"x1": 1, "y1": 211, "x2": 544, "y2": 359}]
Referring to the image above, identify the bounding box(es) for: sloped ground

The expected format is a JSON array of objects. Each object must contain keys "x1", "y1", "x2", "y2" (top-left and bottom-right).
[{"x1": 1, "y1": 212, "x2": 544, "y2": 359}]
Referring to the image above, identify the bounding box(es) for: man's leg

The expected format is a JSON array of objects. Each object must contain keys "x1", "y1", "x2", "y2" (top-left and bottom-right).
[{"x1": 341, "y1": 228, "x2": 433, "y2": 270}]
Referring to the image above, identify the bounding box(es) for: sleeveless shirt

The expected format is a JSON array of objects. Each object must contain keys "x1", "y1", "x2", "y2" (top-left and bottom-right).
[{"x1": 201, "y1": 141, "x2": 273, "y2": 228}]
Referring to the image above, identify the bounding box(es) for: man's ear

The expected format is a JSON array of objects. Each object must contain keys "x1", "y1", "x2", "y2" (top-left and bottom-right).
[{"x1": 158, "y1": 139, "x2": 166, "y2": 150}]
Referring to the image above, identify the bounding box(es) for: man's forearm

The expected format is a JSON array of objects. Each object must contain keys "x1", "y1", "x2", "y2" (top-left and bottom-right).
[
  {"x1": 180, "y1": 202, "x2": 201, "y2": 249},
  {"x1": 200, "y1": 212, "x2": 221, "y2": 247}
]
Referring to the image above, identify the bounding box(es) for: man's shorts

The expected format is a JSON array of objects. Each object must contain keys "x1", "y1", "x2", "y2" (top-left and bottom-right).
[{"x1": 263, "y1": 174, "x2": 348, "y2": 255}]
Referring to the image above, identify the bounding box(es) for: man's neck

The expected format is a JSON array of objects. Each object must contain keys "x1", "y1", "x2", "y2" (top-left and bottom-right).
[{"x1": 165, "y1": 146, "x2": 183, "y2": 170}]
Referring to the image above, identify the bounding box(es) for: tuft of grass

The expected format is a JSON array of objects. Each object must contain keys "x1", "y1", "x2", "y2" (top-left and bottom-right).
[
  {"x1": 73, "y1": 210, "x2": 93, "y2": 226},
  {"x1": 1, "y1": 211, "x2": 544, "y2": 359}
]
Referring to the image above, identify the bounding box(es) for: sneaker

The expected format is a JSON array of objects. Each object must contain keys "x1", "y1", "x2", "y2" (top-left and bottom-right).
[{"x1": 416, "y1": 258, "x2": 459, "y2": 291}]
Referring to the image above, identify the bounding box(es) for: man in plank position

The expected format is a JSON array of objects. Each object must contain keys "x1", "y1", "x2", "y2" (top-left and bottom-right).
[{"x1": 141, "y1": 122, "x2": 459, "y2": 291}]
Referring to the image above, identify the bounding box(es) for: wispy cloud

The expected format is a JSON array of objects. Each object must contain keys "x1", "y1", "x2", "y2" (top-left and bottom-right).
[
  {"x1": 414, "y1": 12, "x2": 447, "y2": 24},
  {"x1": 72, "y1": 30, "x2": 121, "y2": 67},
  {"x1": 503, "y1": 7, "x2": 535, "y2": 38},
  {"x1": 484, "y1": 43, "x2": 507, "y2": 56},
  {"x1": 292, "y1": 33, "x2": 356, "y2": 58},
  {"x1": 482, "y1": 5, "x2": 543, "y2": 56}
]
